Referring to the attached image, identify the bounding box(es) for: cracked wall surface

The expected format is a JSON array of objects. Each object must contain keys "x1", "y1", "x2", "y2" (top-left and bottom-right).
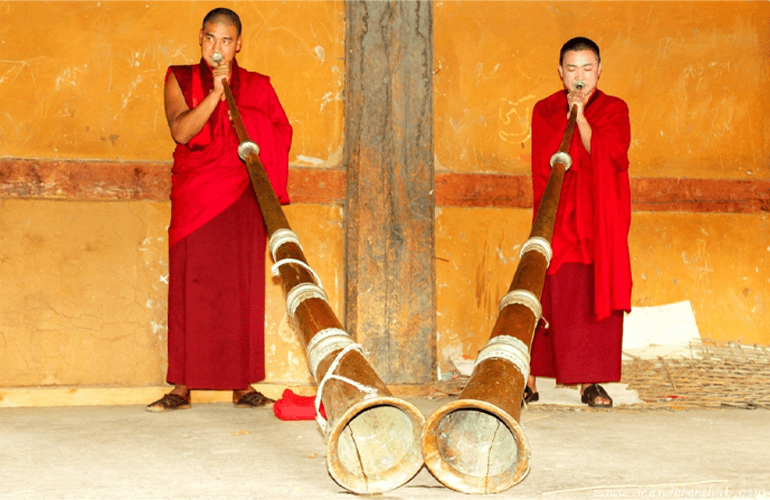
[
  {"x1": 0, "y1": 199, "x2": 170, "y2": 386},
  {"x1": 0, "y1": 200, "x2": 344, "y2": 387}
]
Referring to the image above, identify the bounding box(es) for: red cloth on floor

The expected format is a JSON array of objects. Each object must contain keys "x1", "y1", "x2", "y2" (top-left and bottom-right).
[
  {"x1": 529, "y1": 263, "x2": 624, "y2": 385},
  {"x1": 166, "y1": 188, "x2": 266, "y2": 389},
  {"x1": 531, "y1": 89, "x2": 632, "y2": 321},
  {"x1": 273, "y1": 389, "x2": 326, "y2": 421},
  {"x1": 166, "y1": 58, "x2": 292, "y2": 248}
]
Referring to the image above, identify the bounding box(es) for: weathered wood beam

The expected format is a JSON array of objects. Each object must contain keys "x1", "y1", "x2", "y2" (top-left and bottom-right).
[{"x1": 343, "y1": 1, "x2": 436, "y2": 383}]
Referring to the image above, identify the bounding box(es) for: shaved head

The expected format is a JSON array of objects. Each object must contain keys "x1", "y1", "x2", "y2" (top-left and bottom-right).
[
  {"x1": 202, "y1": 7, "x2": 242, "y2": 36},
  {"x1": 560, "y1": 37, "x2": 600, "y2": 66}
]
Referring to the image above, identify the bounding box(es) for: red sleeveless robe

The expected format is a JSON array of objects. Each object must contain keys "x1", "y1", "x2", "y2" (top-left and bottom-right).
[{"x1": 165, "y1": 59, "x2": 292, "y2": 389}]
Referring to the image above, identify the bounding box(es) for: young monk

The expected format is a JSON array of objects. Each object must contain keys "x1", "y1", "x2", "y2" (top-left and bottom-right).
[
  {"x1": 526, "y1": 37, "x2": 632, "y2": 408},
  {"x1": 148, "y1": 8, "x2": 292, "y2": 411}
]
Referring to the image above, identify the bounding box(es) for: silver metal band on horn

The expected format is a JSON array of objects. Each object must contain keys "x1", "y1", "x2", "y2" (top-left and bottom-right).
[
  {"x1": 499, "y1": 289, "x2": 542, "y2": 321},
  {"x1": 520, "y1": 236, "x2": 553, "y2": 267},
  {"x1": 285, "y1": 282, "x2": 328, "y2": 320},
  {"x1": 269, "y1": 228, "x2": 304, "y2": 261},
  {"x1": 473, "y1": 335, "x2": 531, "y2": 381},
  {"x1": 549, "y1": 151, "x2": 572, "y2": 171},
  {"x1": 238, "y1": 140, "x2": 260, "y2": 161},
  {"x1": 306, "y1": 327, "x2": 359, "y2": 380}
]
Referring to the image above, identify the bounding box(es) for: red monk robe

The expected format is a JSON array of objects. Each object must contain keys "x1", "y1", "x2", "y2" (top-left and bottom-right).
[
  {"x1": 165, "y1": 59, "x2": 292, "y2": 389},
  {"x1": 529, "y1": 89, "x2": 631, "y2": 385}
]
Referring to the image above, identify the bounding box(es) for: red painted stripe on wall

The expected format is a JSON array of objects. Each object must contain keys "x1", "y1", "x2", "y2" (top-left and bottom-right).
[{"x1": 1, "y1": 159, "x2": 768, "y2": 213}]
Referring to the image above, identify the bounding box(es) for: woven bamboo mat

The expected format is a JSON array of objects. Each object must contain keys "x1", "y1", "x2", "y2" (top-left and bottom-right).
[
  {"x1": 427, "y1": 339, "x2": 770, "y2": 412},
  {"x1": 620, "y1": 339, "x2": 770, "y2": 410}
]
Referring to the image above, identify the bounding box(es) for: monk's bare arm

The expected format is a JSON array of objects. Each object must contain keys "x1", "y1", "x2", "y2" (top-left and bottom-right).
[{"x1": 164, "y1": 72, "x2": 224, "y2": 145}]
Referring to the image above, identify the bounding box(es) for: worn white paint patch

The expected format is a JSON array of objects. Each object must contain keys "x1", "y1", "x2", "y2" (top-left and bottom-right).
[
  {"x1": 295, "y1": 155, "x2": 324, "y2": 166},
  {"x1": 159, "y1": 274, "x2": 169, "y2": 284},
  {"x1": 151, "y1": 321, "x2": 165, "y2": 333},
  {"x1": 277, "y1": 315, "x2": 297, "y2": 343},
  {"x1": 319, "y1": 91, "x2": 342, "y2": 112},
  {"x1": 314, "y1": 45, "x2": 325, "y2": 63},
  {"x1": 496, "y1": 247, "x2": 507, "y2": 265},
  {"x1": 113, "y1": 75, "x2": 144, "y2": 120},
  {"x1": 146, "y1": 299, "x2": 153, "y2": 308},
  {"x1": 54, "y1": 66, "x2": 86, "y2": 91}
]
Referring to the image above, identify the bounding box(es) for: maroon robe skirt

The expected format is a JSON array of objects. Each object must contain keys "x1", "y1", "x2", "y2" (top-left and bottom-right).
[
  {"x1": 166, "y1": 187, "x2": 267, "y2": 389},
  {"x1": 529, "y1": 263, "x2": 624, "y2": 385}
]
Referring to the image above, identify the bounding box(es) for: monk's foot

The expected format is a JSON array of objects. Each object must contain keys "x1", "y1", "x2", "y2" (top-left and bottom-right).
[
  {"x1": 522, "y1": 385, "x2": 540, "y2": 407},
  {"x1": 580, "y1": 383, "x2": 613, "y2": 408},
  {"x1": 146, "y1": 392, "x2": 191, "y2": 412},
  {"x1": 233, "y1": 388, "x2": 274, "y2": 408}
]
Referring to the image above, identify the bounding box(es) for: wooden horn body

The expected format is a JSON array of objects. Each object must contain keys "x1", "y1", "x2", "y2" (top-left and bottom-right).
[
  {"x1": 271, "y1": 233, "x2": 425, "y2": 494},
  {"x1": 422, "y1": 106, "x2": 578, "y2": 494},
  {"x1": 219, "y1": 78, "x2": 424, "y2": 494}
]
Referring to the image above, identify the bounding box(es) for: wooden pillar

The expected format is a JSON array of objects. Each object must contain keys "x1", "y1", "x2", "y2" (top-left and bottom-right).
[{"x1": 343, "y1": 1, "x2": 436, "y2": 384}]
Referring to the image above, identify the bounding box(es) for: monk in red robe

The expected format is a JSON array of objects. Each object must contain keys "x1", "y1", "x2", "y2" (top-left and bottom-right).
[
  {"x1": 526, "y1": 37, "x2": 632, "y2": 407},
  {"x1": 148, "y1": 8, "x2": 292, "y2": 411}
]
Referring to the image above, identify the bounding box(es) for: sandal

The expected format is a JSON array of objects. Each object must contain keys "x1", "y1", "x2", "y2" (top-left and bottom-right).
[
  {"x1": 521, "y1": 385, "x2": 539, "y2": 407},
  {"x1": 234, "y1": 391, "x2": 275, "y2": 408},
  {"x1": 581, "y1": 384, "x2": 613, "y2": 408},
  {"x1": 146, "y1": 393, "x2": 191, "y2": 412}
]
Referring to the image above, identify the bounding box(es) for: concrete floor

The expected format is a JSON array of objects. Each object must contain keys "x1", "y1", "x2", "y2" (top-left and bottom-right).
[{"x1": 2, "y1": 397, "x2": 769, "y2": 499}]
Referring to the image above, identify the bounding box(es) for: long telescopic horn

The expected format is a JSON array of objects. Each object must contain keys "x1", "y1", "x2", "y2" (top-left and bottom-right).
[
  {"x1": 213, "y1": 55, "x2": 425, "y2": 494},
  {"x1": 422, "y1": 106, "x2": 579, "y2": 494}
]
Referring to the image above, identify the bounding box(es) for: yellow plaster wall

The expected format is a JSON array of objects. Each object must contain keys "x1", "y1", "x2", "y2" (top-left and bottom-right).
[
  {"x1": 0, "y1": 199, "x2": 170, "y2": 387},
  {"x1": 435, "y1": 207, "x2": 532, "y2": 376},
  {"x1": 2, "y1": 1, "x2": 769, "y2": 397},
  {"x1": 0, "y1": 0, "x2": 344, "y2": 165},
  {"x1": 0, "y1": 1, "x2": 344, "y2": 394},
  {"x1": 434, "y1": 1, "x2": 769, "y2": 179},
  {"x1": 436, "y1": 208, "x2": 770, "y2": 373},
  {"x1": 434, "y1": 1, "x2": 770, "y2": 364},
  {"x1": 0, "y1": 199, "x2": 342, "y2": 389},
  {"x1": 631, "y1": 212, "x2": 768, "y2": 344}
]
